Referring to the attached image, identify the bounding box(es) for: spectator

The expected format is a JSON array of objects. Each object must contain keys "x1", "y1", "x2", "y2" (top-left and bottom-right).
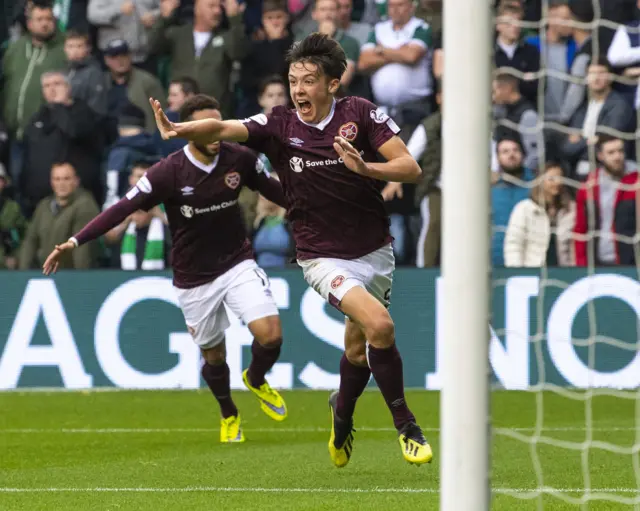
[
  {"x1": 149, "y1": 0, "x2": 250, "y2": 118},
  {"x1": 21, "y1": 71, "x2": 105, "y2": 216},
  {"x1": 52, "y1": 0, "x2": 91, "y2": 33},
  {"x1": 0, "y1": 120, "x2": 9, "y2": 180},
  {"x1": 574, "y1": 135, "x2": 639, "y2": 266},
  {"x1": 493, "y1": 72, "x2": 540, "y2": 171},
  {"x1": 336, "y1": 0, "x2": 371, "y2": 46},
  {"x1": 607, "y1": 0, "x2": 640, "y2": 108},
  {"x1": 19, "y1": 161, "x2": 100, "y2": 269},
  {"x1": 359, "y1": 0, "x2": 433, "y2": 125},
  {"x1": 65, "y1": 29, "x2": 109, "y2": 117},
  {"x1": 504, "y1": 162, "x2": 576, "y2": 267},
  {"x1": 557, "y1": 0, "x2": 594, "y2": 124},
  {"x1": 415, "y1": 0, "x2": 441, "y2": 34},
  {"x1": 494, "y1": 2, "x2": 540, "y2": 106},
  {"x1": 3, "y1": 2, "x2": 66, "y2": 182},
  {"x1": 104, "y1": 39, "x2": 167, "y2": 134},
  {"x1": 87, "y1": 0, "x2": 160, "y2": 70},
  {"x1": 411, "y1": 86, "x2": 442, "y2": 268},
  {"x1": 431, "y1": 29, "x2": 443, "y2": 83},
  {"x1": 555, "y1": 57, "x2": 635, "y2": 179},
  {"x1": 491, "y1": 136, "x2": 535, "y2": 267},
  {"x1": 154, "y1": 76, "x2": 200, "y2": 156},
  {"x1": 0, "y1": 164, "x2": 27, "y2": 270},
  {"x1": 252, "y1": 180, "x2": 293, "y2": 268},
  {"x1": 525, "y1": 0, "x2": 576, "y2": 120},
  {"x1": 104, "y1": 102, "x2": 160, "y2": 209},
  {"x1": 104, "y1": 162, "x2": 170, "y2": 270},
  {"x1": 239, "y1": 0, "x2": 292, "y2": 117},
  {"x1": 296, "y1": 0, "x2": 361, "y2": 91}
]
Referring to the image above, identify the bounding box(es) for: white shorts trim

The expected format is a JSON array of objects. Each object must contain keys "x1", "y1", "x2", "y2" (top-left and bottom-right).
[
  {"x1": 174, "y1": 260, "x2": 278, "y2": 350},
  {"x1": 298, "y1": 244, "x2": 395, "y2": 310}
]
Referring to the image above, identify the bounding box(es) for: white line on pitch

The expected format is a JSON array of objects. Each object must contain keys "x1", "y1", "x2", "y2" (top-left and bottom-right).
[
  {"x1": 0, "y1": 426, "x2": 637, "y2": 434},
  {"x1": 0, "y1": 487, "x2": 638, "y2": 494}
]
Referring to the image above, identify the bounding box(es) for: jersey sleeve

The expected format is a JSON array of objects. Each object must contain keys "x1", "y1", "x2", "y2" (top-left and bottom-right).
[
  {"x1": 411, "y1": 23, "x2": 432, "y2": 49},
  {"x1": 358, "y1": 98, "x2": 401, "y2": 151},
  {"x1": 240, "y1": 111, "x2": 283, "y2": 155}
]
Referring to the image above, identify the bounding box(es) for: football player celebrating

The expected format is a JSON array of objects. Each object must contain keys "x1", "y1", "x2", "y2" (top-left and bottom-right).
[
  {"x1": 150, "y1": 33, "x2": 432, "y2": 467},
  {"x1": 43, "y1": 95, "x2": 289, "y2": 443}
]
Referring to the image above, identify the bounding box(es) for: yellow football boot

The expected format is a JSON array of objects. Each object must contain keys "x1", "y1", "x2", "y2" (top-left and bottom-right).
[
  {"x1": 398, "y1": 422, "x2": 433, "y2": 465},
  {"x1": 328, "y1": 391, "x2": 355, "y2": 468},
  {"x1": 220, "y1": 414, "x2": 245, "y2": 443},
  {"x1": 242, "y1": 369, "x2": 287, "y2": 422}
]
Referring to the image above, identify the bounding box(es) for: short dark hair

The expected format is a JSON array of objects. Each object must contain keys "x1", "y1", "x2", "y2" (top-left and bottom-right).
[
  {"x1": 590, "y1": 55, "x2": 611, "y2": 71},
  {"x1": 596, "y1": 134, "x2": 623, "y2": 152},
  {"x1": 493, "y1": 71, "x2": 519, "y2": 90},
  {"x1": 258, "y1": 75, "x2": 286, "y2": 97},
  {"x1": 65, "y1": 29, "x2": 90, "y2": 43},
  {"x1": 130, "y1": 161, "x2": 153, "y2": 173},
  {"x1": 263, "y1": 0, "x2": 288, "y2": 14},
  {"x1": 497, "y1": 2, "x2": 524, "y2": 17},
  {"x1": 170, "y1": 76, "x2": 200, "y2": 96},
  {"x1": 51, "y1": 161, "x2": 77, "y2": 175},
  {"x1": 179, "y1": 94, "x2": 221, "y2": 122},
  {"x1": 286, "y1": 33, "x2": 347, "y2": 81}
]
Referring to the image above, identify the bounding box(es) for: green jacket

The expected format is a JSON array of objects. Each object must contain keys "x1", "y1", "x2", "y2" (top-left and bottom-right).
[
  {"x1": 2, "y1": 33, "x2": 67, "y2": 139},
  {"x1": 415, "y1": 110, "x2": 442, "y2": 205},
  {"x1": 107, "y1": 68, "x2": 167, "y2": 134},
  {"x1": 148, "y1": 16, "x2": 250, "y2": 117},
  {"x1": 19, "y1": 188, "x2": 101, "y2": 270},
  {"x1": 0, "y1": 196, "x2": 27, "y2": 269}
]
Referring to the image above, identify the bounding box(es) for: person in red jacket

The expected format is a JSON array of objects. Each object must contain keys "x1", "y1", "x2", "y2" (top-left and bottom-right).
[{"x1": 574, "y1": 135, "x2": 639, "y2": 266}]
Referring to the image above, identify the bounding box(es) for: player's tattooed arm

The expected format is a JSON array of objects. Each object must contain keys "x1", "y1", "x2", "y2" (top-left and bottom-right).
[
  {"x1": 150, "y1": 98, "x2": 249, "y2": 143},
  {"x1": 333, "y1": 136, "x2": 421, "y2": 183}
]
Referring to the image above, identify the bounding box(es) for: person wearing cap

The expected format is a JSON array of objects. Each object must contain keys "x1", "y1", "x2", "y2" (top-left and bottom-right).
[
  {"x1": 88, "y1": 0, "x2": 161, "y2": 68},
  {"x1": 21, "y1": 71, "x2": 105, "y2": 217},
  {"x1": 148, "y1": 0, "x2": 250, "y2": 118},
  {"x1": 104, "y1": 38, "x2": 167, "y2": 134},
  {"x1": 19, "y1": 162, "x2": 100, "y2": 270},
  {"x1": 103, "y1": 101, "x2": 160, "y2": 210},
  {"x1": 0, "y1": 164, "x2": 27, "y2": 270}
]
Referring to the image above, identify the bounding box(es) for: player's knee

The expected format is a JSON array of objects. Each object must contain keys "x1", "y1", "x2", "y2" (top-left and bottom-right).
[
  {"x1": 365, "y1": 314, "x2": 395, "y2": 348},
  {"x1": 345, "y1": 344, "x2": 368, "y2": 366},
  {"x1": 201, "y1": 345, "x2": 226, "y2": 365},
  {"x1": 252, "y1": 316, "x2": 283, "y2": 348}
]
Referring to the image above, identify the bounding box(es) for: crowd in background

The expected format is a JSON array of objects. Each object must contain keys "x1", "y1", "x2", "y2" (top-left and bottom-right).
[{"x1": 1, "y1": 0, "x2": 640, "y2": 272}]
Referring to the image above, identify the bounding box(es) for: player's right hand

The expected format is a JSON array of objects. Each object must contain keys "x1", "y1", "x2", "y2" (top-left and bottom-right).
[
  {"x1": 42, "y1": 241, "x2": 76, "y2": 276},
  {"x1": 149, "y1": 98, "x2": 178, "y2": 140}
]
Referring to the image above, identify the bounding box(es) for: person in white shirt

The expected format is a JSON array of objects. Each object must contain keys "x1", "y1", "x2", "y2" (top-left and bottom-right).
[{"x1": 504, "y1": 162, "x2": 576, "y2": 267}]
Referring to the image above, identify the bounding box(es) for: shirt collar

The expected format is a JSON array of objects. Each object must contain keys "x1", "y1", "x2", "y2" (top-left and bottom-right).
[
  {"x1": 184, "y1": 145, "x2": 220, "y2": 173},
  {"x1": 296, "y1": 99, "x2": 337, "y2": 131}
]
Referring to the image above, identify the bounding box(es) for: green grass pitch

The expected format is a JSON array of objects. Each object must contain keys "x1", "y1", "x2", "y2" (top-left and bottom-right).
[{"x1": 0, "y1": 389, "x2": 638, "y2": 510}]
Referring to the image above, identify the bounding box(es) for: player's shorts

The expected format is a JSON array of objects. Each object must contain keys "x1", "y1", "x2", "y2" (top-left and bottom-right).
[
  {"x1": 297, "y1": 243, "x2": 395, "y2": 310},
  {"x1": 174, "y1": 259, "x2": 279, "y2": 350}
]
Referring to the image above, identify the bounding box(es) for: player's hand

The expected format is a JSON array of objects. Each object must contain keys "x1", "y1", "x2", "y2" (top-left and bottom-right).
[
  {"x1": 334, "y1": 136, "x2": 369, "y2": 177},
  {"x1": 224, "y1": 0, "x2": 246, "y2": 18},
  {"x1": 381, "y1": 182, "x2": 403, "y2": 201},
  {"x1": 149, "y1": 98, "x2": 178, "y2": 139},
  {"x1": 42, "y1": 241, "x2": 76, "y2": 276}
]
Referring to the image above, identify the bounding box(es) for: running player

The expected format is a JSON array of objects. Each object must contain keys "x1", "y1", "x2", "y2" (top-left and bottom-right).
[
  {"x1": 149, "y1": 33, "x2": 432, "y2": 467},
  {"x1": 42, "y1": 95, "x2": 288, "y2": 443}
]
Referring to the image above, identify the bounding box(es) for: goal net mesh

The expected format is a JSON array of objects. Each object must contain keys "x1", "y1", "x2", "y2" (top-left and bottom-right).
[{"x1": 491, "y1": 0, "x2": 640, "y2": 507}]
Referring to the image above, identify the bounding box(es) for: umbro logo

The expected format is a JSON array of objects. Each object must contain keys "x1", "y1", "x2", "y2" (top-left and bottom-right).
[
  {"x1": 181, "y1": 186, "x2": 194, "y2": 196},
  {"x1": 289, "y1": 137, "x2": 304, "y2": 147}
]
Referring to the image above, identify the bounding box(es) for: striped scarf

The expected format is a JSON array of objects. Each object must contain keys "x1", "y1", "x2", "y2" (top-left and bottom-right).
[{"x1": 120, "y1": 217, "x2": 165, "y2": 270}]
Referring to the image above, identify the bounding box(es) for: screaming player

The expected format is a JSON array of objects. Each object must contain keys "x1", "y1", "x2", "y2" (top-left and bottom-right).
[
  {"x1": 149, "y1": 33, "x2": 432, "y2": 467},
  {"x1": 42, "y1": 95, "x2": 288, "y2": 443}
]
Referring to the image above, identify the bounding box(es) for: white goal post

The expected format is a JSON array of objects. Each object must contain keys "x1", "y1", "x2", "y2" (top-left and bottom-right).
[{"x1": 440, "y1": 0, "x2": 492, "y2": 509}]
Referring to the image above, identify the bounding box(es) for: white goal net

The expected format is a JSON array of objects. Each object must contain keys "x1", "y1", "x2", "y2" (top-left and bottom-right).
[{"x1": 491, "y1": 0, "x2": 640, "y2": 508}]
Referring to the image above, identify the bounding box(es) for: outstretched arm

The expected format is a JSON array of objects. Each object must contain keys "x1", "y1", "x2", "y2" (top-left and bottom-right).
[
  {"x1": 333, "y1": 136, "x2": 421, "y2": 183},
  {"x1": 150, "y1": 98, "x2": 249, "y2": 144}
]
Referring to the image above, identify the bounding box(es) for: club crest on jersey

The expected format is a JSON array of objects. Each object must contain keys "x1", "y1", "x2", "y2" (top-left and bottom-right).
[
  {"x1": 225, "y1": 172, "x2": 241, "y2": 189},
  {"x1": 289, "y1": 156, "x2": 304, "y2": 173},
  {"x1": 331, "y1": 275, "x2": 345, "y2": 289},
  {"x1": 339, "y1": 122, "x2": 358, "y2": 141},
  {"x1": 180, "y1": 205, "x2": 194, "y2": 218}
]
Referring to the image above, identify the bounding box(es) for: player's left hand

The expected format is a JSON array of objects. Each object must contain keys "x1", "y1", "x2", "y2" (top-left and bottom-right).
[{"x1": 334, "y1": 137, "x2": 369, "y2": 177}]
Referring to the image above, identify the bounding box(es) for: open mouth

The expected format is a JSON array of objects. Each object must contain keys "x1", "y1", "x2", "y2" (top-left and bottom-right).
[{"x1": 297, "y1": 100, "x2": 312, "y2": 116}]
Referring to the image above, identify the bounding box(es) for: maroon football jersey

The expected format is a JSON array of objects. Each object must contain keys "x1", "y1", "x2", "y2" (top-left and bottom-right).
[
  {"x1": 241, "y1": 96, "x2": 400, "y2": 260},
  {"x1": 74, "y1": 143, "x2": 284, "y2": 289}
]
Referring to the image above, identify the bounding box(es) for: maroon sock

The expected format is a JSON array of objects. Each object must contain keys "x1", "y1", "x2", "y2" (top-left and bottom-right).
[
  {"x1": 201, "y1": 362, "x2": 238, "y2": 419},
  {"x1": 247, "y1": 338, "x2": 282, "y2": 387},
  {"x1": 367, "y1": 343, "x2": 416, "y2": 430},
  {"x1": 336, "y1": 354, "x2": 371, "y2": 420}
]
